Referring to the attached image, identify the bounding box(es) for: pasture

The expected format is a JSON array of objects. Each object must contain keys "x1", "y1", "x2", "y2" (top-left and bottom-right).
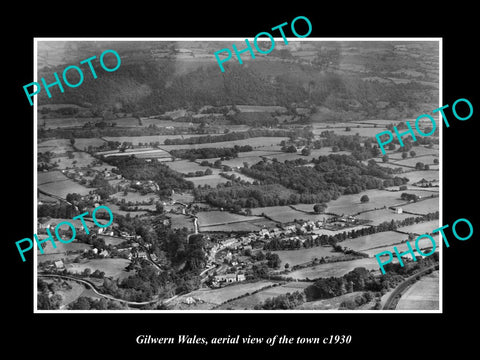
[
  {"x1": 168, "y1": 213, "x2": 195, "y2": 231},
  {"x1": 397, "y1": 197, "x2": 439, "y2": 215},
  {"x1": 165, "y1": 160, "x2": 217, "y2": 174},
  {"x1": 399, "y1": 220, "x2": 440, "y2": 235},
  {"x1": 38, "y1": 139, "x2": 75, "y2": 154},
  {"x1": 285, "y1": 258, "x2": 381, "y2": 280},
  {"x1": 73, "y1": 138, "x2": 107, "y2": 150},
  {"x1": 187, "y1": 174, "x2": 230, "y2": 187},
  {"x1": 355, "y1": 208, "x2": 423, "y2": 226},
  {"x1": 174, "y1": 280, "x2": 276, "y2": 308},
  {"x1": 37, "y1": 171, "x2": 92, "y2": 198},
  {"x1": 54, "y1": 151, "x2": 98, "y2": 169},
  {"x1": 360, "y1": 236, "x2": 439, "y2": 259},
  {"x1": 110, "y1": 191, "x2": 158, "y2": 204},
  {"x1": 201, "y1": 219, "x2": 278, "y2": 232},
  {"x1": 216, "y1": 282, "x2": 310, "y2": 310},
  {"x1": 395, "y1": 271, "x2": 439, "y2": 310},
  {"x1": 272, "y1": 246, "x2": 343, "y2": 267},
  {"x1": 159, "y1": 137, "x2": 289, "y2": 152},
  {"x1": 250, "y1": 205, "x2": 332, "y2": 224},
  {"x1": 325, "y1": 189, "x2": 436, "y2": 216},
  {"x1": 401, "y1": 170, "x2": 439, "y2": 184},
  {"x1": 66, "y1": 258, "x2": 131, "y2": 280},
  {"x1": 339, "y1": 231, "x2": 408, "y2": 252},
  {"x1": 296, "y1": 291, "x2": 368, "y2": 310},
  {"x1": 197, "y1": 211, "x2": 263, "y2": 227}
]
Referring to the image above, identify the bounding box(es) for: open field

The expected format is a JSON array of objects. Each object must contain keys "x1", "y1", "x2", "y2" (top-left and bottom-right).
[
  {"x1": 284, "y1": 258, "x2": 381, "y2": 280},
  {"x1": 236, "y1": 105, "x2": 286, "y2": 112},
  {"x1": 165, "y1": 160, "x2": 217, "y2": 174},
  {"x1": 172, "y1": 192, "x2": 195, "y2": 204},
  {"x1": 250, "y1": 205, "x2": 333, "y2": 224},
  {"x1": 54, "y1": 151, "x2": 98, "y2": 169},
  {"x1": 38, "y1": 139, "x2": 75, "y2": 154},
  {"x1": 73, "y1": 138, "x2": 107, "y2": 150},
  {"x1": 97, "y1": 147, "x2": 172, "y2": 159},
  {"x1": 296, "y1": 291, "x2": 369, "y2": 310},
  {"x1": 38, "y1": 170, "x2": 70, "y2": 184},
  {"x1": 172, "y1": 281, "x2": 276, "y2": 309},
  {"x1": 325, "y1": 189, "x2": 437, "y2": 216},
  {"x1": 41, "y1": 117, "x2": 103, "y2": 129},
  {"x1": 66, "y1": 258, "x2": 131, "y2": 280},
  {"x1": 362, "y1": 236, "x2": 439, "y2": 258},
  {"x1": 97, "y1": 235, "x2": 128, "y2": 246},
  {"x1": 339, "y1": 231, "x2": 408, "y2": 252},
  {"x1": 392, "y1": 155, "x2": 438, "y2": 167},
  {"x1": 401, "y1": 170, "x2": 439, "y2": 184},
  {"x1": 38, "y1": 171, "x2": 92, "y2": 198},
  {"x1": 396, "y1": 197, "x2": 439, "y2": 215},
  {"x1": 399, "y1": 220, "x2": 440, "y2": 234},
  {"x1": 40, "y1": 279, "x2": 87, "y2": 309},
  {"x1": 39, "y1": 241, "x2": 92, "y2": 255},
  {"x1": 355, "y1": 208, "x2": 423, "y2": 226},
  {"x1": 168, "y1": 213, "x2": 195, "y2": 231},
  {"x1": 272, "y1": 246, "x2": 343, "y2": 267},
  {"x1": 110, "y1": 191, "x2": 158, "y2": 204},
  {"x1": 160, "y1": 137, "x2": 289, "y2": 152},
  {"x1": 201, "y1": 219, "x2": 278, "y2": 232},
  {"x1": 216, "y1": 282, "x2": 310, "y2": 310},
  {"x1": 197, "y1": 211, "x2": 263, "y2": 227},
  {"x1": 187, "y1": 174, "x2": 229, "y2": 187},
  {"x1": 105, "y1": 203, "x2": 151, "y2": 217},
  {"x1": 102, "y1": 134, "x2": 205, "y2": 145},
  {"x1": 396, "y1": 271, "x2": 439, "y2": 310}
]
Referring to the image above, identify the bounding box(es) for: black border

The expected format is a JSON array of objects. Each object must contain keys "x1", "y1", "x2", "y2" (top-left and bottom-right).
[{"x1": 6, "y1": 5, "x2": 478, "y2": 355}]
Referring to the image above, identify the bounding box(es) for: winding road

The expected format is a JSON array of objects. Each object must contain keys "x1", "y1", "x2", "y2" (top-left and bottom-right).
[{"x1": 39, "y1": 273, "x2": 161, "y2": 307}]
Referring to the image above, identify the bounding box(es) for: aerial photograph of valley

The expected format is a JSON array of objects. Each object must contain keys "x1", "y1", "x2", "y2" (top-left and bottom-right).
[{"x1": 35, "y1": 39, "x2": 440, "y2": 311}]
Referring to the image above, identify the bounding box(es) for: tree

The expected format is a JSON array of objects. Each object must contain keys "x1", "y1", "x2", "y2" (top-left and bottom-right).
[
  {"x1": 284, "y1": 263, "x2": 290, "y2": 270},
  {"x1": 402, "y1": 152, "x2": 408, "y2": 159},
  {"x1": 155, "y1": 202, "x2": 164, "y2": 214},
  {"x1": 83, "y1": 268, "x2": 92, "y2": 276},
  {"x1": 301, "y1": 147, "x2": 311, "y2": 156},
  {"x1": 382, "y1": 155, "x2": 389, "y2": 163},
  {"x1": 313, "y1": 203, "x2": 327, "y2": 214},
  {"x1": 410, "y1": 150, "x2": 416, "y2": 157},
  {"x1": 433, "y1": 158, "x2": 439, "y2": 164},
  {"x1": 360, "y1": 195, "x2": 369, "y2": 203},
  {"x1": 415, "y1": 162, "x2": 425, "y2": 170}
]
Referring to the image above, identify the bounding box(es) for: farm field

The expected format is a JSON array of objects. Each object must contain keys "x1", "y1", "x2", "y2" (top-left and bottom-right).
[
  {"x1": 361, "y1": 236, "x2": 439, "y2": 259},
  {"x1": 165, "y1": 160, "x2": 217, "y2": 174},
  {"x1": 38, "y1": 216, "x2": 111, "y2": 230},
  {"x1": 392, "y1": 155, "x2": 438, "y2": 167},
  {"x1": 140, "y1": 118, "x2": 199, "y2": 128},
  {"x1": 172, "y1": 281, "x2": 276, "y2": 309},
  {"x1": 401, "y1": 170, "x2": 439, "y2": 184},
  {"x1": 197, "y1": 211, "x2": 263, "y2": 227},
  {"x1": 66, "y1": 259, "x2": 131, "y2": 280},
  {"x1": 187, "y1": 174, "x2": 229, "y2": 187},
  {"x1": 172, "y1": 192, "x2": 195, "y2": 204},
  {"x1": 97, "y1": 235, "x2": 127, "y2": 247},
  {"x1": 160, "y1": 137, "x2": 289, "y2": 152},
  {"x1": 396, "y1": 197, "x2": 439, "y2": 215},
  {"x1": 236, "y1": 105, "x2": 286, "y2": 112},
  {"x1": 102, "y1": 134, "x2": 205, "y2": 145},
  {"x1": 355, "y1": 208, "x2": 423, "y2": 226},
  {"x1": 38, "y1": 170, "x2": 70, "y2": 184},
  {"x1": 201, "y1": 220, "x2": 276, "y2": 232},
  {"x1": 105, "y1": 203, "x2": 151, "y2": 217},
  {"x1": 110, "y1": 191, "x2": 158, "y2": 204},
  {"x1": 339, "y1": 231, "x2": 408, "y2": 252},
  {"x1": 216, "y1": 282, "x2": 310, "y2": 310},
  {"x1": 296, "y1": 291, "x2": 369, "y2": 310},
  {"x1": 399, "y1": 220, "x2": 440, "y2": 234},
  {"x1": 40, "y1": 279, "x2": 87, "y2": 309},
  {"x1": 168, "y1": 213, "x2": 195, "y2": 231},
  {"x1": 73, "y1": 138, "x2": 107, "y2": 150},
  {"x1": 39, "y1": 241, "x2": 92, "y2": 255},
  {"x1": 223, "y1": 171, "x2": 256, "y2": 183},
  {"x1": 285, "y1": 258, "x2": 381, "y2": 280},
  {"x1": 38, "y1": 138, "x2": 75, "y2": 154},
  {"x1": 97, "y1": 147, "x2": 172, "y2": 159},
  {"x1": 325, "y1": 189, "x2": 436, "y2": 216},
  {"x1": 38, "y1": 172, "x2": 92, "y2": 198},
  {"x1": 38, "y1": 192, "x2": 59, "y2": 203},
  {"x1": 272, "y1": 246, "x2": 343, "y2": 267},
  {"x1": 42, "y1": 117, "x2": 102, "y2": 129},
  {"x1": 54, "y1": 151, "x2": 98, "y2": 169},
  {"x1": 396, "y1": 271, "x2": 439, "y2": 310},
  {"x1": 250, "y1": 205, "x2": 333, "y2": 224}
]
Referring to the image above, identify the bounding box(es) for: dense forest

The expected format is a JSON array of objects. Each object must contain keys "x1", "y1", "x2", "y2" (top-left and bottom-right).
[{"x1": 103, "y1": 156, "x2": 194, "y2": 196}]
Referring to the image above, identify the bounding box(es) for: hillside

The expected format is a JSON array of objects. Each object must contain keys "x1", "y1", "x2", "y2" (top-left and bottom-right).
[{"x1": 36, "y1": 40, "x2": 439, "y2": 120}]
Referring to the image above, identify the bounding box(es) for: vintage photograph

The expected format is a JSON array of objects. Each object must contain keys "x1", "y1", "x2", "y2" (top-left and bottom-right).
[{"x1": 34, "y1": 39, "x2": 440, "y2": 312}]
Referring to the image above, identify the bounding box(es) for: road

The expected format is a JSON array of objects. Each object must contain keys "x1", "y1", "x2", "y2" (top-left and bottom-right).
[
  {"x1": 38, "y1": 273, "x2": 161, "y2": 307},
  {"x1": 382, "y1": 265, "x2": 438, "y2": 310}
]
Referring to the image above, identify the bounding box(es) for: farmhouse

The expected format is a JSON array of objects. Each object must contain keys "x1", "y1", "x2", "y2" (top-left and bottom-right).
[{"x1": 214, "y1": 273, "x2": 246, "y2": 283}]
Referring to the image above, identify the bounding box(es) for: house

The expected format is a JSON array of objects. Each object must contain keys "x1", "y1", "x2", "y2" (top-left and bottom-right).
[
  {"x1": 54, "y1": 260, "x2": 64, "y2": 269},
  {"x1": 214, "y1": 273, "x2": 246, "y2": 283},
  {"x1": 396, "y1": 207, "x2": 403, "y2": 214},
  {"x1": 99, "y1": 249, "x2": 109, "y2": 257}
]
